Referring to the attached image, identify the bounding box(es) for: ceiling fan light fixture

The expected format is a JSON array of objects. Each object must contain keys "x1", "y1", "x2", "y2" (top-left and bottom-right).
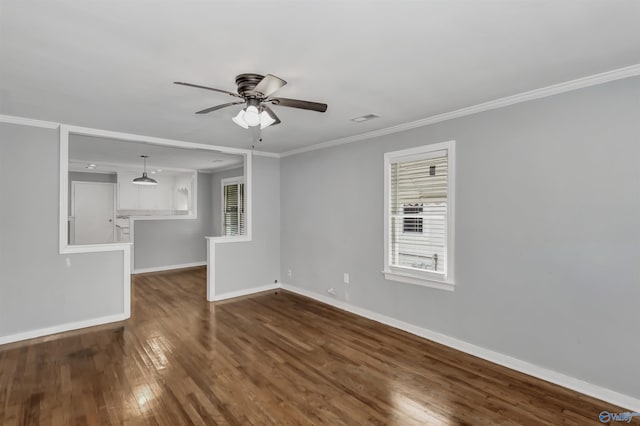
[
  {"x1": 259, "y1": 110, "x2": 276, "y2": 129},
  {"x1": 243, "y1": 105, "x2": 261, "y2": 126},
  {"x1": 176, "y1": 73, "x2": 327, "y2": 135},
  {"x1": 232, "y1": 109, "x2": 249, "y2": 129},
  {"x1": 133, "y1": 155, "x2": 158, "y2": 186}
]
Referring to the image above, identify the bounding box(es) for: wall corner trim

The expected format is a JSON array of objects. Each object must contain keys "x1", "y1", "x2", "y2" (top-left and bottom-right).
[{"x1": 279, "y1": 283, "x2": 640, "y2": 412}]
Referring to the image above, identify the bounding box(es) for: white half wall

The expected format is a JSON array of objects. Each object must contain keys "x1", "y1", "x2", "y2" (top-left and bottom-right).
[
  {"x1": 208, "y1": 156, "x2": 280, "y2": 300},
  {"x1": 0, "y1": 123, "x2": 127, "y2": 342}
]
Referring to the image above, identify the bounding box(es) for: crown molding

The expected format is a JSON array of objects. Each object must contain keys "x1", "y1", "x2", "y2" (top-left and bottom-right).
[
  {"x1": 252, "y1": 150, "x2": 281, "y2": 158},
  {"x1": 281, "y1": 63, "x2": 640, "y2": 158},
  {"x1": 0, "y1": 114, "x2": 60, "y2": 129}
]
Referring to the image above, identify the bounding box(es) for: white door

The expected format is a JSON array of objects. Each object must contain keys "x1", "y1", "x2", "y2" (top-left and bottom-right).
[{"x1": 72, "y1": 182, "x2": 116, "y2": 244}]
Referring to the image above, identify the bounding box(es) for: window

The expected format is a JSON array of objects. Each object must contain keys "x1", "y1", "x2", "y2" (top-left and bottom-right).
[
  {"x1": 383, "y1": 141, "x2": 455, "y2": 290},
  {"x1": 222, "y1": 177, "x2": 245, "y2": 236}
]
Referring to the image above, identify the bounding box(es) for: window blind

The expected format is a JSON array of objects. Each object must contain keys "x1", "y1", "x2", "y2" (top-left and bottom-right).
[
  {"x1": 224, "y1": 182, "x2": 245, "y2": 236},
  {"x1": 389, "y1": 153, "x2": 447, "y2": 273}
]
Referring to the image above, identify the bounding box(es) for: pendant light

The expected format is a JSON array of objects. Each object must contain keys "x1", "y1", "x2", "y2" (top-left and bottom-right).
[{"x1": 132, "y1": 155, "x2": 157, "y2": 185}]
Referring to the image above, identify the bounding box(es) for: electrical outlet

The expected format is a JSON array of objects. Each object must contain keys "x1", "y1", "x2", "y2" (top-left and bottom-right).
[
  {"x1": 65, "y1": 257, "x2": 72, "y2": 268},
  {"x1": 287, "y1": 269, "x2": 293, "y2": 277},
  {"x1": 343, "y1": 273, "x2": 349, "y2": 284}
]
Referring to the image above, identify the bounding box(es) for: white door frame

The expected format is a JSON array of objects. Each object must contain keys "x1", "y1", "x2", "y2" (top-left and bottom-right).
[{"x1": 70, "y1": 181, "x2": 117, "y2": 244}]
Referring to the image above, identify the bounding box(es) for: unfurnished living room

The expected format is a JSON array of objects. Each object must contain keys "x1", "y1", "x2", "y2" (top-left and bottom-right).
[{"x1": 1, "y1": 1, "x2": 639, "y2": 425}]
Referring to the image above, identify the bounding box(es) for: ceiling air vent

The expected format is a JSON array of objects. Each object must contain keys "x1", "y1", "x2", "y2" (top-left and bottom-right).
[{"x1": 351, "y1": 113, "x2": 380, "y2": 123}]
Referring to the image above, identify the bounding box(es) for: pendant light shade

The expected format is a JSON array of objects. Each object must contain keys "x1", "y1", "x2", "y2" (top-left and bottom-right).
[{"x1": 133, "y1": 155, "x2": 157, "y2": 185}]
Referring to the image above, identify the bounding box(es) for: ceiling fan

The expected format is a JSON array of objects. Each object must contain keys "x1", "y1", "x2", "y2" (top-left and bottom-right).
[{"x1": 174, "y1": 74, "x2": 328, "y2": 133}]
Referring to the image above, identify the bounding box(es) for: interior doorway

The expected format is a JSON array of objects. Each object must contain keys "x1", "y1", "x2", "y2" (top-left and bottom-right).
[{"x1": 71, "y1": 181, "x2": 116, "y2": 244}]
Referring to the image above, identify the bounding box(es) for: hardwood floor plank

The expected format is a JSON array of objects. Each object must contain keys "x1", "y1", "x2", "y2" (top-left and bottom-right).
[{"x1": 0, "y1": 267, "x2": 636, "y2": 425}]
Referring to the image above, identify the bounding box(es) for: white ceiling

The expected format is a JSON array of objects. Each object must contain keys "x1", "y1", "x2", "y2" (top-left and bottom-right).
[
  {"x1": 2, "y1": 1, "x2": 640, "y2": 153},
  {"x1": 69, "y1": 134, "x2": 243, "y2": 172}
]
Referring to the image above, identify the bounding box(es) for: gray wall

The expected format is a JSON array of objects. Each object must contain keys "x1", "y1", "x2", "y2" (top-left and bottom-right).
[
  {"x1": 132, "y1": 172, "x2": 213, "y2": 270},
  {"x1": 211, "y1": 166, "x2": 244, "y2": 237},
  {"x1": 0, "y1": 123, "x2": 124, "y2": 338},
  {"x1": 280, "y1": 76, "x2": 640, "y2": 398},
  {"x1": 214, "y1": 156, "x2": 280, "y2": 295},
  {"x1": 68, "y1": 171, "x2": 116, "y2": 215}
]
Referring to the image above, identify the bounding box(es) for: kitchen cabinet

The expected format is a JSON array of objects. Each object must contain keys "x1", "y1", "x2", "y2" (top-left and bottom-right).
[
  {"x1": 117, "y1": 171, "x2": 194, "y2": 212},
  {"x1": 139, "y1": 176, "x2": 173, "y2": 210}
]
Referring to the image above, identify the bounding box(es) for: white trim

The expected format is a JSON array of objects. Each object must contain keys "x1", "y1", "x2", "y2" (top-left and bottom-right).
[
  {"x1": 383, "y1": 140, "x2": 455, "y2": 289},
  {"x1": 382, "y1": 270, "x2": 454, "y2": 291},
  {"x1": 280, "y1": 63, "x2": 640, "y2": 158},
  {"x1": 59, "y1": 126, "x2": 70, "y2": 253},
  {"x1": 206, "y1": 239, "x2": 215, "y2": 301},
  {"x1": 122, "y1": 245, "x2": 131, "y2": 318},
  {"x1": 244, "y1": 152, "x2": 253, "y2": 240},
  {"x1": 71, "y1": 160, "x2": 198, "y2": 175},
  {"x1": 68, "y1": 167, "x2": 118, "y2": 175},
  {"x1": 207, "y1": 163, "x2": 245, "y2": 174},
  {"x1": 0, "y1": 312, "x2": 128, "y2": 345},
  {"x1": 279, "y1": 284, "x2": 640, "y2": 412},
  {"x1": 0, "y1": 114, "x2": 60, "y2": 129},
  {"x1": 64, "y1": 124, "x2": 252, "y2": 156},
  {"x1": 206, "y1": 235, "x2": 251, "y2": 243},
  {"x1": 213, "y1": 284, "x2": 279, "y2": 302},
  {"x1": 60, "y1": 124, "x2": 251, "y2": 252},
  {"x1": 221, "y1": 176, "x2": 245, "y2": 185},
  {"x1": 132, "y1": 261, "x2": 206, "y2": 275},
  {"x1": 252, "y1": 150, "x2": 280, "y2": 158}
]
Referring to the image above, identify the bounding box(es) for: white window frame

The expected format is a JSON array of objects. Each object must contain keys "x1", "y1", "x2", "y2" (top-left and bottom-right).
[
  {"x1": 221, "y1": 176, "x2": 245, "y2": 236},
  {"x1": 383, "y1": 140, "x2": 456, "y2": 291}
]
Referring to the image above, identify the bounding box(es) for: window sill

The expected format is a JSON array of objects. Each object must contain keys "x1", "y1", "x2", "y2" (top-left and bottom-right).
[{"x1": 382, "y1": 270, "x2": 455, "y2": 292}]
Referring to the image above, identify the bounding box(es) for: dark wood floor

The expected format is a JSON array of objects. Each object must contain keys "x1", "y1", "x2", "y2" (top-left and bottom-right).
[{"x1": 0, "y1": 267, "x2": 633, "y2": 425}]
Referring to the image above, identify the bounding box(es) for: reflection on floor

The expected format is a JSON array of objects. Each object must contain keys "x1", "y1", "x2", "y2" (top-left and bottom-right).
[{"x1": 0, "y1": 267, "x2": 628, "y2": 425}]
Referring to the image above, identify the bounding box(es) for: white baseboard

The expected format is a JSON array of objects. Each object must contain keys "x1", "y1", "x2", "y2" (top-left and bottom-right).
[
  {"x1": 214, "y1": 284, "x2": 279, "y2": 302},
  {"x1": 0, "y1": 312, "x2": 128, "y2": 346},
  {"x1": 132, "y1": 261, "x2": 206, "y2": 274},
  {"x1": 280, "y1": 283, "x2": 640, "y2": 412}
]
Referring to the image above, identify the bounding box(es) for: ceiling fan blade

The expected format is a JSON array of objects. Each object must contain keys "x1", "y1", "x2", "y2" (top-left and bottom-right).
[
  {"x1": 253, "y1": 74, "x2": 287, "y2": 97},
  {"x1": 195, "y1": 101, "x2": 244, "y2": 114},
  {"x1": 270, "y1": 97, "x2": 327, "y2": 113},
  {"x1": 174, "y1": 81, "x2": 241, "y2": 98},
  {"x1": 262, "y1": 105, "x2": 281, "y2": 126}
]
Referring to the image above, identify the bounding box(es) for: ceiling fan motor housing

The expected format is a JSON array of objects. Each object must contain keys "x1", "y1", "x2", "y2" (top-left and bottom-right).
[{"x1": 235, "y1": 73, "x2": 265, "y2": 97}]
